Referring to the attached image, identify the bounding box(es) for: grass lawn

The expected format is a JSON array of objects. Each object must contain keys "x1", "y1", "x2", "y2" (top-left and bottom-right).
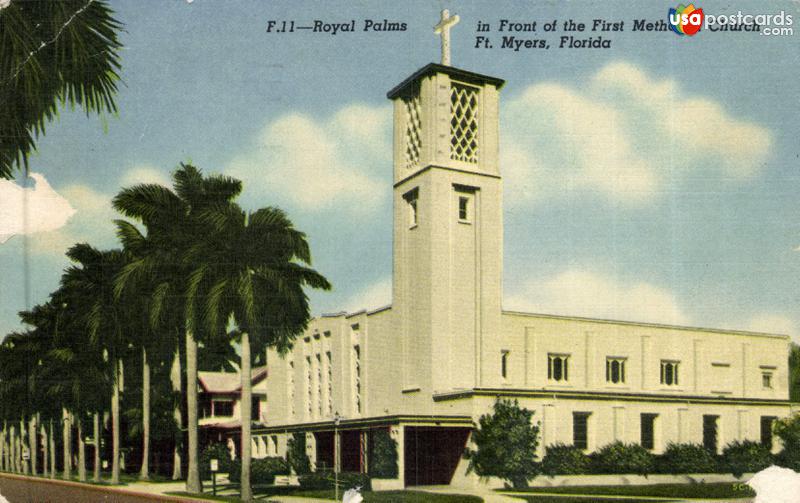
[
  {"x1": 168, "y1": 488, "x2": 484, "y2": 502},
  {"x1": 501, "y1": 482, "x2": 755, "y2": 499},
  {"x1": 516, "y1": 498, "x2": 676, "y2": 503}
]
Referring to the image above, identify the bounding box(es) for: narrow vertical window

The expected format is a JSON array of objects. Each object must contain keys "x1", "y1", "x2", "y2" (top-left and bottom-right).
[
  {"x1": 288, "y1": 360, "x2": 295, "y2": 417},
  {"x1": 326, "y1": 351, "x2": 333, "y2": 415},
  {"x1": 760, "y1": 416, "x2": 777, "y2": 448},
  {"x1": 501, "y1": 350, "x2": 509, "y2": 379},
  {"x1": 703, "y1": 415, "x2": 719, "y2": 453},
  {"x1": 762, "y1": 371, "x2": 773, "y2": 389},
  {"x1": 404, "y1": 188, "x2": 419, "y2": 228},
  {"x1": 606, "y1": 357, "x2": 627, "y2": 384},
  {"x1": 660, "y1": 360, "x2": 680, "y2": 386},
  {"x1": 573, "y1": 412, "x2": 590, "y2": 450},
  {"x1": 353, "y1": 345, "x2": 362, "y2": 415},
  {"x1": 458, "y1": 196, "x2": 469, "y2": 221},
  {"x1": 306, "y1": 356, "x2": 312, "y2": 418},
  {"x1": 640, "y1": 413, "x2": 657, "y2": 450},
  {"x1": 316, "y1": 353, "x2": 322, "y2": 417},
  {"x1": 548, "y1": 354, "x2": 569, "y2": 382}
]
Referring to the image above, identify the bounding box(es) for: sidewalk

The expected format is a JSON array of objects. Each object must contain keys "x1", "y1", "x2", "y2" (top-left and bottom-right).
[{"x1": 417, "y1": 485, "x2": 527, "y2": 503}]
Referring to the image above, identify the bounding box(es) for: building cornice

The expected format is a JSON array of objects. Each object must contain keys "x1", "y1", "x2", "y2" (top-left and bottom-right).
[
  {"x1": 250, "y1": 414, "x2": 474, "y2": 434},
  {"x1": 394, "y1": 164, "x2": 501, "y2": 189},
  {"x1": 433, "y1": 387, "x2": 795, "y2": 407}
]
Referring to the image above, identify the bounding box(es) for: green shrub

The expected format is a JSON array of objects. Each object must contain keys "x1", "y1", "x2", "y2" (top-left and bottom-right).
[
  {"x1": 721, "y1": 440, "x2": 772, "y2": 478},
  {"x1": 589, "y1": 442, "x2": 655, "y2": 476},
  {"x1": 540, "y1": 443, "x2": 591, "y2": 475},
  {"x1": 298, "y1": 471, "x2": 371, "y2": 491},
  {"x1": 465, "y1": 399, "x2": 541, "y2": 488},
  {"x1": 775, "y1": 412, "x2": 800, "y2": 470},
  {"x1": 199, "y1": 442, "x2": 236, "y2": 480},
  {"x1": 776, "y1": 449, "x2": 800, "y2": 471},
  {"x1": 228, "y1": 456, "x2": 290, "y2": 485},
  {"x1": 369, "y1": 428, "x2": 399, "y2": 479},
  {"x1": 657, "y1": 443, "x2": 718, "y2": 474},
  {"x1": 298, "y1": 471, "x2": 333, "y2": 490},
  {"x1": 287, "y1": 433, "x2": 311, "y2": 475}
]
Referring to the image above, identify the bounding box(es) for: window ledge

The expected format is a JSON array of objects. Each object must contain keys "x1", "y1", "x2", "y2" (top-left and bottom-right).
[
  {"x1": 408, "y1": 224, "x2": 418, "y2": 230},
  {"x1": 402, "y1": 387, "x2": 421, "y2": 394},
  {"x1": 458, "y1": 219, "x2": 472, "y2": 225}
]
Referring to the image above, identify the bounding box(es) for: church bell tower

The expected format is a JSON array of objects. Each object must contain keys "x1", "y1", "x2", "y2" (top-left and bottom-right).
[{"x1": 387, "y1": 10, "x2": 505, "y2": 396}]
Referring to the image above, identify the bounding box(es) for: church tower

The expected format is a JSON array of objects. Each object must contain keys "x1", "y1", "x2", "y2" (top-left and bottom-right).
[{"x1": 387, "y1": 11, "x2": 505, "y2": 397}]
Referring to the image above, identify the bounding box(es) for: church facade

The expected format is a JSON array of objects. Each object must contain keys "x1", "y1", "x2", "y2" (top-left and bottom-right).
[{"x1": 256, "y1": 58, "x2": 794, "y2": 487}]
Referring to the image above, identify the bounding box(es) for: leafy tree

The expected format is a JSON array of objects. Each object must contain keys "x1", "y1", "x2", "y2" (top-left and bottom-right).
[
  {"x1": 287, "y1": 433, "x2": 311, "y2": 475},
  {"x1": 368, "y1": 429, "x2": 398, "y2": 479},
  {"x1": 0, "y1": 0, "x2": 122, "y2": 179},
  {"x1": 465, "y1": 399, "x2": 541, "y2": 488}
]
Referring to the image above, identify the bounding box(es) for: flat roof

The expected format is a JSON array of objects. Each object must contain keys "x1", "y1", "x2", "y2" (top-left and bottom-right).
[
  {"x1": 502, "y1": 309, "x2": 789, "y2": 340},
  {"x1": 387, "y1": 63, "x2": 505, "y2": 99}
]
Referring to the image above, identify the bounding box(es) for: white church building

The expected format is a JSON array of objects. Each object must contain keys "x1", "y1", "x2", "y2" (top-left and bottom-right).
[{"x1": 255, "y1": 14, "x2": 794, "y2": 488}]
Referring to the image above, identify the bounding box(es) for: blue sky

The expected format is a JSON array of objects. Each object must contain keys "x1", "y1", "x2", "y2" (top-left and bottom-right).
[{"x1": 1, "y1": 0, "x2": 798, "y2": 342}]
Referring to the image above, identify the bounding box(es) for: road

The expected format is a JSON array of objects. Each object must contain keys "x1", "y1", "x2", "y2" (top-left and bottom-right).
[{"x1": 0, "y1": 473, "x2": 207, "y2": 503}]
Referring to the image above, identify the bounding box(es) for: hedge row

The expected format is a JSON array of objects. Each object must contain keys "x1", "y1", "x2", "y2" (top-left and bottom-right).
[{"x1": 541, "y1": 441, "x2": 777, "y2": 477}]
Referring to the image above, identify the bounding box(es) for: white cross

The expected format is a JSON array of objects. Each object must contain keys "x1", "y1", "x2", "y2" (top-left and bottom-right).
[{"x1": 434, "y1": 9, "x2": 460, "y2": 66}]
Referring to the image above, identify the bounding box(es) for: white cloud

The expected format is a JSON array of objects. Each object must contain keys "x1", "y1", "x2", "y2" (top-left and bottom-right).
[
  {"x1": 503, "y1": 61, "x2": 772, "y2": 206},
  {"x1": 0, "y1": 173, "x2": 76, "y2": 243},
  {"x1": 505, "y1": 269, "x2": 690, "y2": 326},
  {"x1": 119, "y1": 165, "x2": 171, "y2": 188},
  {"x1": 341, "y1": 277, "x2": 392, "y2": 314},
  {"x1": 27, "y1": 183, "x2": 118, "y2": 256},
  {"x1": 226, "y1": 104, "x2": 390, "y2": 211}
]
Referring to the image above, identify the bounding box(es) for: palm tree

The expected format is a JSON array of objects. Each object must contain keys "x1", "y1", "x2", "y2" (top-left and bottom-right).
[
  {"x1": 197, "y1": 203, "x2": 330, "y2": 500},
  {"x1": 60, "y1": 244, "x2": 130, "y2": 484},
  {"x1": 0, "y1": 0, "x2": 122, "y2": 179},
  {"x1": 113, "y1": 163, "x2": 244, "y2": 493}
]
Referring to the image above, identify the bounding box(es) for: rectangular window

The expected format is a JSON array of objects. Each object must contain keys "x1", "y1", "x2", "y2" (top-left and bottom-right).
[
  {"x1": 458, "y1": 196, "x2": 470, "y2": 221},
  {"x1": 573, "y1": 412, "x2": 590, "y2": 450},
  {"x1": 606, "y1": 357, "x2": 627, "y2": 384},
  {"x1": 761, "y1": 416, "x2": 777, "y2": 448},
  {"x1": 762, "y1": 371, "x2": 773, "y2": 389},
  {"x1": 548, "y1": 353, "x2": 569, "y2": 382},
  {"x1": 213, "y1": 400, "x2": 233, "y2": 417},
  {"x1": 703, "y1": 414, "x2": 719, "y2": 453},
  {"x1": 251, "y1": 397, "x2": 261, "y2": 421},
  {"x1": 641, "y1": 413, "x2": 657, "y2": 450},
  {"x1": 660, "y1": 360, "x2": 680, "y2": 386},
  {"x1": 501, "y1": 350, "x2": 509, "y2": 379},
  {"x1": 271, "y1": 435, "x2": 279, "y2": 455}
]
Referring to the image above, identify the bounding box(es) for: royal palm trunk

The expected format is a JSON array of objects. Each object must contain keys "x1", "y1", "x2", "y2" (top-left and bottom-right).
[
  {"x1": 240, "y1": 331, "x2": 253, "y2": 501},
  {"x1": 140, "y1": 346, "x2": 150, "y2": 480}
]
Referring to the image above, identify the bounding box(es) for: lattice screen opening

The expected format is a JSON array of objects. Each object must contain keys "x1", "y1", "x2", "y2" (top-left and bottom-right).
[
  {"x1": 450, "y1": 83, "x2": 479, "y2": 163},
  {"x1": 403, "y1": 93, "x2": 422, "y2": 169}
]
